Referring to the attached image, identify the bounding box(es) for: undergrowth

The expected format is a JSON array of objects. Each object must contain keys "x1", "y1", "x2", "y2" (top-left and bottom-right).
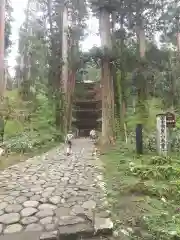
[
  {"x1": 103, "y1": 142, "x2": 180, "y2": 240},
  {"x1": 0, "y1": 90, "x2": 63, "y2": 166}
]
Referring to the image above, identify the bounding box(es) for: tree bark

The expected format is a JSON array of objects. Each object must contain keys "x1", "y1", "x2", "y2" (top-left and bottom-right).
[
  {"x1": 119, "y1": 14, "x2": 127, "y2": 141},
  {"x1": 47, "y1": 0, "x2": 63, "y2": 130},
  {"x1": 0, "y1": 0, "x2": 5, "y2": 97},
  {"x1": 62, "y1": 4, "x2": 69, "y2": 133},
  {"x1": 175, "y1": 0, "x2": 180, "y2": 54},
  {"x1": 99, "y1": 8, "x2": 114, "y2": 145},
  {"x1": 136, "y1": 26, "x2": 145, "y2": 59},
  {"x1": 67, "y1": 69, "x2": 75, "y2": 131},
  {"x1": 62, "y1": 5, "x2": 68, "y2": 93},
  {"x1": 21, "y1": 0, "x2": 31, "y2": 100},
  {"x1": 135, "y1": 7, "x2": 146, "y2": 154}
]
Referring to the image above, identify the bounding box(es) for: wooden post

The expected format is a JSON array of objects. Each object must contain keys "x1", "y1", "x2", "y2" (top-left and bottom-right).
[
  {"x1": 136, "y1": 124, "x2": 143, "y2": 154},
  {"x1": 0, "y1": 0, "x2": 5, "y2": 97},
  {"x1": 156, "y1": 114, "x2": 167, "y2": 156}
]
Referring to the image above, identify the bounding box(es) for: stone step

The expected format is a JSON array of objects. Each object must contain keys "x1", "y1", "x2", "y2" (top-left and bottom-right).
[
  {"x1": 0, "y1": 228, "x2": 112, "y2": 240},
  {"x1": 0, "y1": 216, "x2": 113, "y2": 240}
]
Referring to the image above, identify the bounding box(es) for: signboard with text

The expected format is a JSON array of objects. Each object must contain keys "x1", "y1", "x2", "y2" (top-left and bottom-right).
[
  {"x1": 156, "y1": 114, "x2": 167, "y2": 156},
  {"x1": 166, "y1": 112, "x2": 175, "y2": 128}
]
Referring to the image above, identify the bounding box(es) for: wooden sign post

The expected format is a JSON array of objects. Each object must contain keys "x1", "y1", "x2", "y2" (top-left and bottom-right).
[
  {"x1": 156, "y1": 112, "x2": 176, "y2": 155},
  {"x1": 166, "y1": 112, "x2": 175, "y2": 128},
  {"x1": 166, "y1": 112, "x2": 176, "y2": 151},
  {"x1": 156, "y1": 114, "x2": 167, "y2": 156}
]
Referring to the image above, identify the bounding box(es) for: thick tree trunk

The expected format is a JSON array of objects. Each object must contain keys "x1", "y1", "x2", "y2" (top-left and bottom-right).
[
  {"x1": 0, "y1": 0, "x2": 5, "y2": 97},
  {"x1": 62, "y1": 5, "x2": 69, "y2": 133},
  {"x1": 177, "y1": 32, "x2": 180, "y2": 53},
  {"x1": 47, "y1": 0, "x2": 63, "y2": 130},
  {"x1": 175, "y1": 0, "x2": 180, "y2": 54},
  {"x1": 175, "y1": 2, "x2": 180, "y2": 106},
  {"x1": 66, "y1": 14, "x2": 78, "y2": 132},
  {"x1": 62, "y1": 5, "x2": 68, "y2": 92},
  {"x1": 47, "y1": 0, "x2": 56, "y2": 93},
  {"x1": 67, "y1": 70, "x2": 76, "y2": 131},
  {"x1": 111, "y1": 12, "x2": 120, "y2": 136},
  {"x1": 119, "y1": 15, "x2": 127, "y2": 141},
  {"x1": 135, "y1": 14, "x2": 146, "y2": 154},
  {"x1": 137, "y1": 26, "x2": 145, "y2": 59},
  {"x1": 99, "y1": 8, "x2": 114, "y2": 145},
  {"x1": 20, "y1": 0, "x2": 31, "y2": 101}
]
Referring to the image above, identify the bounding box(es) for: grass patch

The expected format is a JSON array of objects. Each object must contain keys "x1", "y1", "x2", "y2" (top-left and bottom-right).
[
  {"x1": 4, "y1": 120, "x2": 24, "y2": 138},
  {"x1": 0, "y1": 139, "x2": 61, "y2": 170},
  {"x1": 102, "y1": 144, "x2": 180, "y2": 239}
]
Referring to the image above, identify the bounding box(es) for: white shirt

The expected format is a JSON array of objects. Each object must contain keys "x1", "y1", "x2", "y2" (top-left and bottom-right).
[
  {"x1": 90, "y1": 130, "x2": 96, "y2": 136},
  {"x1": 65, "y1": 133, "x2": 73, "y2": 142}
]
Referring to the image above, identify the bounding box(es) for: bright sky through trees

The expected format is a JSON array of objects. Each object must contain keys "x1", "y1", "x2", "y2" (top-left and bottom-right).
[{"x1": 8, "y1": 0, "x2": 100, "y2": 76}]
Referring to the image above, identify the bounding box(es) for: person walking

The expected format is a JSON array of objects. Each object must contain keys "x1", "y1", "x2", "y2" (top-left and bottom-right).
[
  {"x1": 65, "y1": 131, "x2": 74, "y2": 156},
  {"x1": 89, "y1": 129, "x2": 96, "y2": 141}
]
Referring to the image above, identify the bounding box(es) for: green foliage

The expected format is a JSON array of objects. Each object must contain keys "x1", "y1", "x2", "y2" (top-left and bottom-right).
[
  {"x1": 2, "y1": 90, "x2": 62, "y2": 155},
  {"x1": 3, "y1": 131, "x2": 56, "y2": 153},
  {"x1": 4, "y1": 120, "x2": 24, "y2": 137},
  {"x1": 103, "y1": 142, "x2": 180, "y2": 240},
  {"x1": 149, "y1": 155, "x2": 172, "y2": 165},
  {"x1": 126, "y1": 98, "x2": 162, "y2": 133},
  {"x1": 30, "y1": 93, "x2": 55, "y2": 129}
]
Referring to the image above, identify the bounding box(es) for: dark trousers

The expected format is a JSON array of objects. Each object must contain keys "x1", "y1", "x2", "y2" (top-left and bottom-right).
[{"x1": 67, "y1": 140, "x2": 72, "y2": 148}]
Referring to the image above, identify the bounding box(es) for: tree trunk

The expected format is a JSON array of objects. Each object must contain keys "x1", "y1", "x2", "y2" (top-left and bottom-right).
[
  {"x1": 136, "y1": 26, "x2": 145, "y2": 59},
  {"x1": 111, "y1": 11, "x2": 120, "y2": 136},
  {"x1": 119, "y1": 14, "x2": 127, "y2": 141},
  {"x1": 20, "y1": 0, "x2": 31, "y2": 100},
  {"x1": 135, "y1": 10, "x2": 147, "y2": 154},
  {"x1": 47, "y1": 0, "x2": 55, "y2": 94},
  {"x1": 62, "y1": 5, "x2": 69, "y2": 133},
  {"x1": 175, "y1": 0, "x2": 180, "y2": 54},
  {"x1": 177, "y1": 32, "x2": 180, "y2": 54},
  {"x1": 47, "y1": 0, "x2": 63, "y2": 130},
  {"x1": 0, "y1": 0, "x2": 5, "y2": 97},
  {"x1": 62, "y1": 5, "x2": 68, "y2": 92},
  {"x1": 66, "y1": 11, "x2": 79, "y2": 132},
  {"x1": 99, "y1": 8, "x2": 114, "y2": 145},
  {"x1": 67, "y1": 70, "x2": 76, "y2": 131}
]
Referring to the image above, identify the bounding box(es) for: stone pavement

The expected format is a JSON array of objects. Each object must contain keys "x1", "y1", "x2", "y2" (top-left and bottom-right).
[{"x1": 0, "y1": 139, "x2": 113, "y2": 239}]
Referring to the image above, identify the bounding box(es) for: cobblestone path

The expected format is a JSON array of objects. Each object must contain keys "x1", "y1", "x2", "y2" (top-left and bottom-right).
[{"x1": 0, "y1": 139, "x2": 112, "y2": 239}]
